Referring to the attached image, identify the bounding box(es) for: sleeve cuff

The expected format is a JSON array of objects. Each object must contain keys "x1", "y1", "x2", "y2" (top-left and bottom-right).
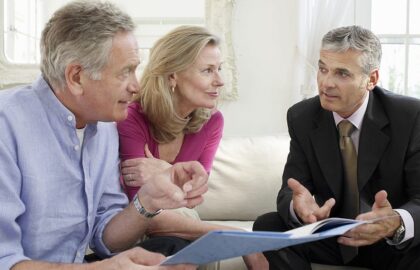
[
  {"x1": 289, "y1": 200, "x2": 303, "y2": 225},
  {"x1": 386, "y1": 208, "x2": 414, "y2": 247},
  {"x1": 3, "y1": 255, "x2": 30, "y2": 270},
  {"x1": 90, "y1": 210, "x2": 122, "y2": 258}
]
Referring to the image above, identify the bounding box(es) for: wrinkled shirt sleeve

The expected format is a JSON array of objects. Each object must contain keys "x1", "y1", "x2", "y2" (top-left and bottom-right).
[
  {"x1": 0, "y1": 132, "x2": 30, "y2": 269},
  {"x1": 89, "y1": 124, "x2": 129, "y2": 257}
]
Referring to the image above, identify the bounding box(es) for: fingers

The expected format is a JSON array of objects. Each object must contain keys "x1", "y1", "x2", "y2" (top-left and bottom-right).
[
  {"x1": 121, "y1": 158, "x2": 143, "y2": 168},
  {"x1": 172, "y1": 162, "x2": 208, "y2": 188},
  {"x1": 137, "y1": 162, "x2": 208, "y2": 211},
  {"x1": 293, "y1": 199, "x2": 317, "y2": 224},
  {"x1": 179, "y1": 161, "x2": 207, "y2": 176},
  {"x1": 124, "y1": 247, "x2": 165, "y2": 266},
  {"x1": 338, "y1": 234, "x2": 371, "y2": 247},
  {"x1": 338, "y1": 228, "x2": 379, "y2": 247},
  {"x1": 182, "y1": 184, "x2": 209, "y2": 208},
  {"x1": 164, "y1": 183, "x2": 187, "y2": 204},
  {"x1": 287, "y1": 178, "x2": 307, "y2": 195},
  {"x1": 122, "y1": 171, "x2": 144, "y2": 187},
  {"x1": 288, "y1": 178, "x2": 320, "y2": 223},
  {"x1": 301, "y1": 210, "x2": 317, "y2": 224},
  {"x1": 185, "y1": 182, "x2": 208, "y2": 199},
  {"x1": 160, "y1": 264, "x2": 197, "y2": 270},
  {"x1": 316, "y1": 198, "x2": 336, "y2": 219},
  {"x1": 184, "y1": 195, "x2": 204, "y2": 208},
  {"x1": 373, "y1": 190, "x2": 391, "y2": 209},
  {"x1": 122, "y1": 172, "x2": 134, "y2": 181},
  {"x1": 145, "y1": 144, "x2": 154, "y2": 158},
  {"x1": 338, "y1": 219, "x2": 394, "y2": 247}
]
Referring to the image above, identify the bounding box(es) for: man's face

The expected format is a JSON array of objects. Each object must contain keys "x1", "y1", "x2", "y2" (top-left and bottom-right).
[
  {"x1": 78, "y1": 31, "x2": 140, "y2": 125},
  {"x1": 317, "y1": 49, "x2": 371, "y2": 118}
]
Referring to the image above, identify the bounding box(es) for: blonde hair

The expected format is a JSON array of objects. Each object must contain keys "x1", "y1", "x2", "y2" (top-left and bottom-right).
[{"x1": 136, "y1": 25, "x2": 221, "y2": 143}]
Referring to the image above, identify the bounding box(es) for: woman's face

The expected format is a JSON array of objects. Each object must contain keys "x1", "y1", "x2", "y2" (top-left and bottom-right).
[{"x1": 173, "y1": 44, "x2": 224, "y2": 117}]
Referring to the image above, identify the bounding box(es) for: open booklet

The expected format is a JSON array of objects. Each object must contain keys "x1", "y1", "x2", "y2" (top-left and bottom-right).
[{"x1": 162, "y1": 217, "x2": 372, "y2": 265}]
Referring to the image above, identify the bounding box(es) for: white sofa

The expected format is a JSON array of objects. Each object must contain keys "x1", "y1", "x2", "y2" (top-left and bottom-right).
[{"x1": 195, "y1": 135, "x2": 369, "y2": 270}]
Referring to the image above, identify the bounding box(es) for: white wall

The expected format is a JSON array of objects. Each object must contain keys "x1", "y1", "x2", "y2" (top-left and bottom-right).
[
  {"x1": 220, "y1": 0, "x2": 357, "y2": 137},
  {"x1": 219, "y1": 0, "x2": 298, "y2": 137},
  {"x1": 0, "y1": 0, "x2": 358, "y2": 137}
]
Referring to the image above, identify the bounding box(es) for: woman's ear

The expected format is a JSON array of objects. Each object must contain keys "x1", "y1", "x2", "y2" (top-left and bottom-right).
[
  {"x1": 168, "y1": 72, "x2": 177, "y2": 88},
  {"x1": 64, "y1": 63, "x2": 84, "y2": 96}
]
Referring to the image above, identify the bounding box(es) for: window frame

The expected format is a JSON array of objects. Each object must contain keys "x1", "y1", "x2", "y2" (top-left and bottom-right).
[
  {"x1": 355, "y1": 0, "x2": 420, "y2": 97},
  {"x1": 0, "y1": 1, "x2": 208, "y2": 88},
  {"x1": 0, "y1": 0, "x2": 238, "y2": 100},
  {"x1": 0, "y1": 1, "x2": 39, "y2": 89}
]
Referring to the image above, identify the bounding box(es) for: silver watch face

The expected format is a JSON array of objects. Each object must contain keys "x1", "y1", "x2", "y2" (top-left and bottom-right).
[{"x1": 394, "y1": 224, "x2": 405, "y2": 243}]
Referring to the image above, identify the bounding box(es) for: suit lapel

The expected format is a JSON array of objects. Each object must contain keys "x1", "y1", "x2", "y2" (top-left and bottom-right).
[
  {"x1": 310, "y1": 110, "x2": 343, "y2": 199},
  {"x1": 358, "y1": 91, "x2": 389, "y2": 190}
]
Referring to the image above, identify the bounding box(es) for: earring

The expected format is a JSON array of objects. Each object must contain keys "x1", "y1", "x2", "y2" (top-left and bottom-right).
[{"x1": 171, "y1": 86, "x2": 175, "y2": 93}]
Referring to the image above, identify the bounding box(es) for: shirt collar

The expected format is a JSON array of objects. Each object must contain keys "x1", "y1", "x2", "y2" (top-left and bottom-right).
[
  {"x1": 333, "y1": 92, "x2": 369, "y2": 129},
  {"x1": 33, "y1": 76, "x2": 97, "y2": 132}
]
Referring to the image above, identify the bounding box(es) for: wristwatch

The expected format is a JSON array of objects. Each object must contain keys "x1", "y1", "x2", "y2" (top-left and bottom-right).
[
  {"x1": 389, "y1": 222, "x2": 406, "y2": 244},
  {"x1": 133, "y1": 194, "x2": 163, "y2": 218}
]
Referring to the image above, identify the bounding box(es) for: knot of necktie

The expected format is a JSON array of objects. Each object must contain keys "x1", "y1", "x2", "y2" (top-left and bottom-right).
[{"x1": 338, "y1": 120, "x2": 355, "y2": 138}]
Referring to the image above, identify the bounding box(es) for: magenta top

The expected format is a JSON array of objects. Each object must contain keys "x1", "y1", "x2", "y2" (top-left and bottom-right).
[{"x1": 117, "y1": 102, "x2": 224, "y2": 200}]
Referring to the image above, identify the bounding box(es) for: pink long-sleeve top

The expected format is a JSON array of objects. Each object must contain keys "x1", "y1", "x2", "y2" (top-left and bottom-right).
[{"x1": 117, "y1": 102, "x2": 224, "y2": 200}]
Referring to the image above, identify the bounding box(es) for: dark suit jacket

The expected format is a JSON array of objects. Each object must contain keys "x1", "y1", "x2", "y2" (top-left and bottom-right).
[{"x1": 277, "y1": 86, "x2": 420, "y2": 251}]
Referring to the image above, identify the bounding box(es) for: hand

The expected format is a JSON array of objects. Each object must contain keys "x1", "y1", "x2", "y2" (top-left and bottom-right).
[
  {"x1": 95, "y1": 247, "x2": 198, "y2": 270},
  {"x1": 338, "y1": 190, "x2": 401, "y2": 247},
  {"x1": 242, "y1": 252, "x2": 269, "y2": 270},
  {"x1": 102, "y1": 247, "x2": 164, "y2": 268},
  {"x1": 121, "y1": 145, "x2": 172, "y2": 187},
  {"x1": 288, "y1": 178, "x2": 335, "y2": 224},
  {"x1": 138, "y1": 161, "x2": 208, "y2": 211}
]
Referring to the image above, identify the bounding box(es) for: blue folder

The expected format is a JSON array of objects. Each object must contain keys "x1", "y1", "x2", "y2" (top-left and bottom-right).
[{"x1": 162, "y1": 218, "x2": 365, "y2": 265}]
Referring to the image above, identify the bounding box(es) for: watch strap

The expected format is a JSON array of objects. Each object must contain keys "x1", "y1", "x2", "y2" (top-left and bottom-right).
[
  {"x1": 392, "y1": 223, "x2": 406, "y2": 244},
  {"x1": 133, "y1": 194, "x2": 163, "y2": 218}
]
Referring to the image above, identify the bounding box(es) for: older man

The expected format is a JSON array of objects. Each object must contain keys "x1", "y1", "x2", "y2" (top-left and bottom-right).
[{"x1": 0, "y1": 1, "x2": 205, "y2": 269}]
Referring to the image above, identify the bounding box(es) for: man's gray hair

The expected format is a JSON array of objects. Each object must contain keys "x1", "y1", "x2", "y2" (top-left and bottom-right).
[
  {"x1": 40, "y1": 1, "x2": 135, "y2": 89},
  {"x1": 321, "y1": 25, "x2": 382, "y2": 74}
]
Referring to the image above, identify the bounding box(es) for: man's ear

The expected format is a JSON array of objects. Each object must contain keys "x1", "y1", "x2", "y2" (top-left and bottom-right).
[
  {"x1": 64, "y1": 63, "x2": 84, "y2": 96},
  {"x1": 367, "y1": 69, "x2": 379, "y2": 91}
]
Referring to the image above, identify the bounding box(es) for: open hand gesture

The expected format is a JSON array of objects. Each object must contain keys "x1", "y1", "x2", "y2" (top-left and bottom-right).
[{"x1": 288, "y1": 178, "x2": 335, "y2": 224}]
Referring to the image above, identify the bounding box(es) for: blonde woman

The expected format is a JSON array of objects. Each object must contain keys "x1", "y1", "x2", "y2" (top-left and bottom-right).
[{"x1": 117, "y1": 26, "x2": 268, "y2": 269}]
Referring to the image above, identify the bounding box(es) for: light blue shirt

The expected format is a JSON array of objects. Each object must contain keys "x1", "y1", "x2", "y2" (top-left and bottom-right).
[{"x1": 0, "y1": 77, "x2": 129, "y2": 269}]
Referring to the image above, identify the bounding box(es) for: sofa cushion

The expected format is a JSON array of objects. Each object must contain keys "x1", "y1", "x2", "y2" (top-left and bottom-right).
[{"x1": 196, "y1": 135, "x2": 290, "y2": 221}]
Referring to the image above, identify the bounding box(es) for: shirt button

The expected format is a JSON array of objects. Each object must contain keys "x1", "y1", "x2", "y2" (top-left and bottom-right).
[
  {"x1": 67, "y1": 115, "x2": 73, "y2": 121},
  {"x1": 74, "y1": 145, "x2": 80, "y2": 151}
]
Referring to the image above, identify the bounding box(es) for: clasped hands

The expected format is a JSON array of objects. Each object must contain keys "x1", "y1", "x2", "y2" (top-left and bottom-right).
[
  {"x1": 122, "y1": 145, "x2": 208, "y2": 212},
  {"x1": 289, "y1": 178, "x2": 402, "y2": 247}
]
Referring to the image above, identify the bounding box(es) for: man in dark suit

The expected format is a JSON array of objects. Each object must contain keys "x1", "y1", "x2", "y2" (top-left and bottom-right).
[{"x1": 253, "y1": 25, "x2": 420, "y2": 270}]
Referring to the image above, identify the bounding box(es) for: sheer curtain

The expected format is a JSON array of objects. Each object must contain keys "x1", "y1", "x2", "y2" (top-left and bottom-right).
[
  {"x1": 206, "y1": 0, "x2": 238, "y2": 101},
  {"x1": 295, "y1": 0, "x2": 353, "y2": 100}
]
